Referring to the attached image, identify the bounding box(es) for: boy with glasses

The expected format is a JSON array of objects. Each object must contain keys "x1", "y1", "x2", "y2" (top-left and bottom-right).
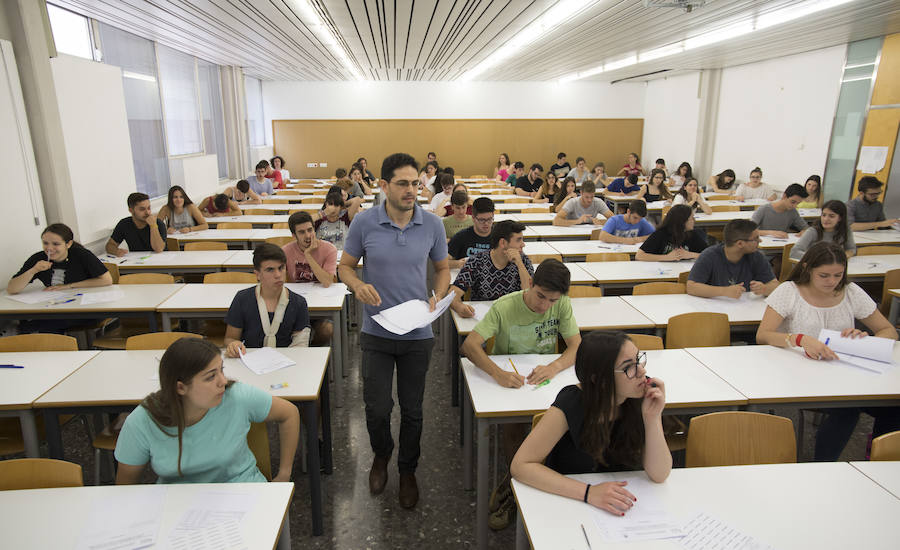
[
  {"x1": 687, "y1": 219, "x2": 778, "y2": 299},
  {"x1": 448, "y1": 197, "x2": 495, "y2": 268},
  {"x1": 848, "y1": 176, "x2": 899, "y2": 231}
]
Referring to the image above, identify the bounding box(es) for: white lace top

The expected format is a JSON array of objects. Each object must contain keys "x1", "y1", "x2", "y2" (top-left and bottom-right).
[{"x1": 765, "y1": 281, "x2": 876, "y2": 335}]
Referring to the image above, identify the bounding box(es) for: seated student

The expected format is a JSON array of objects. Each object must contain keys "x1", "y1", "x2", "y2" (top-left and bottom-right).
[
  {"x1": 553, "y1": 180, "x2": 612, "y2": 227},
  {"x1": 271, "y1": 155, "x2": 289, "y2": 182},
  {"x1": 428, "y1": 173, "x2": 455, "y2": 210},
  {"x1": 442, "y1": 191, "x2": 473, "y2": 240},
  {"x1": 314, "y1": 191, "x2": 360, "y2": 251},
  {"x1": 635, "y1": 169, "x2": 673, "y2": 203},
  {"x1": 750, "y1": 183, "x2": 810, "y2": 238},
  {"x1": 283, "y1": 212, "x2": 336, "y2": 347},
  {"x1": 419, "y1": 160, "x2": 439, "y2": 193},
  {"x1": 755, "y1": 242, "x2": 899, "y2": 462},
  {"x1": 334, "y1": 167, "x2": 347, "y2": 179},
  {"x1": 495, "y1": 152, "x2": 511, "y2": 181},
  {"x1": 706, "y1": 169, "x2": 737, "y2": 194},
  {"x1": 615, "y1": 153, "x2": 643, "y2": 177},
  {"x1": 348, "y1": 164, "x2": 373, "y2": 196},
  {"x1": 734, "y1": 167, "x2": 777, "y2": 201},
  {"x1": 438, "y1": 183, "x2": 473, "y2": 218},
  {"x1": 598, "y1": 200, "x2": 654, "y2": 244},
  {"x1": 106, "y1": 192, "x2": 167, "y2": 256},
  {"x1": 506, "y1": 161, "x2": 525, "y2": 187},
  {"x1": 636, "y1": 204, "x2": 707, "y2": 262},
  {"x1": 249, "y1": 161, "x2": 275, "y2": 197},
  {"x1": 260, "y1": 159, "x2": 284, "y2": 189},
  {"x1": 224, "y1": 244, "x2": 311, "y2": 358},
  {"x1": 791, "y1": 200, "x2": 856, "y2": 260},
  {"x1": 565, "y1": 157, "x2": 591, "y2": 185},
  {"x1": 115, "y1": 337, "x2": 300, "y2": 484},
  {"x1": 798, "y1": 175, "x2": 821, "y2": 209},
  {"x1": 225, "y1": 179, "x2": 262, "y2": 205},
  {"x1": 553, "y1": 176, "x2": 578, "y2": 211},
  {"x1": 686, "y1": 219, "x2": 778, "y2": 299},
  {"x1": 604, "y1": 173, "x2": 642, "y2": 196},
  {"x1": 653, "y1": 158, "x2": 667, "y2": 173},
  {"x1": 672, "y1": 177, "x2": 711, "y2": 214},
  {"x1": 848, "y1": 176, "x2": 900, "y2": 231},
  {"x1": 515, "y1": 163, "x2": 544, "y2": 199},
  {"x1": 550, "y1": 152, "x2": 571, "y2": 179},
  {"x1": 511, "y1": 331, "x2": 670, "y2": 513},
  {"x1": 535, "y1": 172, "x2": 558, "y2": 204},
  {"x1": 669, "y1": 162, "x2": 692, "y2": 187},
  {"x1": 157, "y1": 186, "x2": 208, "y2": 234},
  {"x1": 448, "y1": 197, "x2": 495, "y2": 268},
  {"x1": 198, "y1": 193, "x2": 242, "y2": 217},
  {"x1": 591, "y1": 162, "x2": 609, "y2": 188},
  {"x1": 449, "y1": 220, "x2": 534, "y2": 317},
  {"x1": 357, "y1": 157, "x2": 376, "y2": 183}
]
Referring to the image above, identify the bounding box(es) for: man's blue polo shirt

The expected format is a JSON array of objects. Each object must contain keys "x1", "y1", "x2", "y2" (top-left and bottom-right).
[{"x1": 344, "y1": 202, "x2": 448, "y2": 340}]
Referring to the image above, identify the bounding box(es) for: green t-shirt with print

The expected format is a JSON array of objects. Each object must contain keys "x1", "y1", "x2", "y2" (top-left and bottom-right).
[
  {"x1": 473, "y1": 290, "x2": 578, "y2": 355},
  {"x1": 443, "y1": 215, "x2": 473, "y2": 239}
]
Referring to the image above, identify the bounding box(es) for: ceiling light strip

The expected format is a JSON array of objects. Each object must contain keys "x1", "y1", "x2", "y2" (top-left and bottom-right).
[{"x1": 288, "y1": 0, "x2": 365, "y2": 80}]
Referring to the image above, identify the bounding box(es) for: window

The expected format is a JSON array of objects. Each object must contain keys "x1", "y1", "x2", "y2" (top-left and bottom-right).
[
  {"x1": 97, "y1": 23, "x2": 170, "y2": 198},
  {"x1": 198, "y1": 60, "x2": 228, "y2": 178},
  {"x1": 157, "y1": 45, "x2": 202, "y2": 156},
  {"x1": 47, "y1": 4, "x2": 94, "y2": 60},
  {"x1": 245, "y1": 75, "x2": 265, "y2": 147}
]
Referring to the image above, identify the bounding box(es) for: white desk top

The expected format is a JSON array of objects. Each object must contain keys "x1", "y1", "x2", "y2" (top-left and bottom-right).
[
  {"x1": 549, "y1": 241, "x2": 641, "y2": 257},
  {"x1": 846, "y1": 254, "x2": 900, "y2": 278},
  {"x1": 0, "y1": 284, "x2": 183, "y2": 314},
  {"x1": 525, "y1": 225, "x2": 603, "y2": 240},
  {"x1": 237, "y1": 203, "x2": 319, "y2": 212},
  {"x1": 511, "y1": 212, "x2": 556, "y2": 224},
  {"x1": 206, "y1": 215, "x2": 289, "y2": 225},
  {"x1": 522, "y1": 241, "x2": 559, "y2": 257},
  {"x1": 564, "y1": 263, "x2": 596, "y2": 284},
  {"x1": 98, "y1": 250, "x2": 239, "y2": 268},
  {"x1": 0, "y1": 351, "x2": 98, "y2": 409},
  {"x1": 686, "y1": 344, "x2": 900, "y2": 404},
  {"x1": 854, "y1": 229, "x2": 900, "y2": 245},
  {"x1": 494, "y1": 203, "x2": 554, "y2": 212},
  {"x1": 35, "y1": 347, "x2": 330, "y2": 406},
  {"x1": 156, "y1": 283, "x2": 346, "y2": 312},
  {"x1": 513, "y1": 462, "x2": 900, "y2": 550},
  {"x1": 759, "y1": 233, "x2": 801, "y2": 250},
  {"x1": 622, "y1": 292, "x2": 767, "y2": 326},
  {"x1": 580, "y1": 261, "x2": 694, "y2": 285},
  {"x1": 850, "y1": 461, "x2": 900, "y2": 500},
  {"x1": 0, "y1": 482, "x2": 293, "y2": 550},
  {"x1": 167, "y1": 229, "x2": 256, "y2": 242}
]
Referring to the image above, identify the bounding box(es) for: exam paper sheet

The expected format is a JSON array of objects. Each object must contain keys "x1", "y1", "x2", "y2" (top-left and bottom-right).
[
  {"x1": 240, "y1": 347, "x2": 296, "y2": 375},
  {"x1": 372, "y1": 292, "x2": 455, "y2": 335}
]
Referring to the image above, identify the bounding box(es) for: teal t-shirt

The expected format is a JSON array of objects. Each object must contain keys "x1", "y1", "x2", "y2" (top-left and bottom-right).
[
  {"x1": 473, "y1": 290, "x2": 578, "y2": 354},
  {"x1": 115, "y1": 382, "x2": 272, "y2": 484}
]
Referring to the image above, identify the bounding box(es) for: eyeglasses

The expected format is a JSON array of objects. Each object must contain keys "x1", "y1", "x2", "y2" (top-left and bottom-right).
[
  {"x1": 474, "y1": 216, "x2": 494, "y2": 224},
  {"x1": 614, "y1": 352, "x2": 647, "y2": 379}
]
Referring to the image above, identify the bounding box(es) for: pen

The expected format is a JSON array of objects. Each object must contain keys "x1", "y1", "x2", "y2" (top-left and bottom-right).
[
  {"x1": 508, "y1": 358, "x2": 521, "y2": 376},
  {"x1": 46, "y1": 298, "x2": 76, "y2": 306},
  {"x1": 646, "y1": 375, "x2": 657, "y2": 387},
  {"x1": 581, "y1": 524, "x2": 592, "y2": 549},
  {"x1": 0, "y1": 365, "x2": 24, "y2": 369},
  {"x1": 825, "y1": 338, "x2": 830, "y2": 346}
]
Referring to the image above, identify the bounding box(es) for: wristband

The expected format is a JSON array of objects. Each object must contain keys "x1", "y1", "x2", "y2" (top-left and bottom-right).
[
  {"x1": 795, "y1": 333, "x2": 804, "y2": 347},
  {"x1": 583, "y1": 483, "x2": 591, "y2": 503}
]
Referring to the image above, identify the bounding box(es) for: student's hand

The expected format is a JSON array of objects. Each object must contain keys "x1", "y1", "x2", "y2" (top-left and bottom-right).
[
  {"x1": 305, "y1": 236, "x2": 319, "y2": 254},
  {"x1": 115, "y1": 248, "x2": 128, "y2": 257},
  {"x1": 167, "y1": 227, "x2": 176, "y2": 235},
  {"x1": 526, "y1": 364, "x2": 555, "y2": 385},
  {"x1": 840, "y1": 328, "x2": 867, "y2": 338},
  {"x1": 770, "y1": 231, "x2": 789, "y2": 239},
  {"x1": 33, "y1": 260, "x2": 53, "y2": 273},
  {"x1": 261, "y1": 193, "x2": 269, "y2": 197},
  {"x1": 179, "y1": 227, "x2": 192, "y2": 234},
  {"x1": 587, "y1": 481, "x2": 636, "y2": 516},
  {"x1": 44, "y1": 283, "x2": 71, "y2": 291},
  {"x1": 748, "y1": 280, "x2": 767, "y2": 295},
  {"x1": 567, "y1": 192, "x2": 577, "y2": 200},
  {"x1": 722, "y1": 284, "x2": 745, "y2": 299},
  {"x1": 226, "y1": 340, "x2": 246, "y2": 358},
  {"x1": 492, "y1": 369, "x2": 525, "y2": 388},
  {"x1": 354, "y1": 283, "x2": 382, "y2": 306},
  {"x1": 641, "y1": 377, "x2": 666, "y2": 419},
  {"x1": 627, "y1": 237, "x2": 640, "y2": 245},
  {"x1": 799, "y1": 335, "x2": 838, "y2": 360},
  {"x1": 504, "y1": 248, "x2": 521, "y2": 263},
  {"x1": 453, "y1": 302, "x2": 475, "y2": 318},
  {"x1": 427, "y1": 293, "x2": 439, "y2": 312},
  {"x1": 147, "y1": 214, "x2": 158, "y2": 226},
  {"x1": 735, "y1": 195, "x2": 745, "y2": 202}
]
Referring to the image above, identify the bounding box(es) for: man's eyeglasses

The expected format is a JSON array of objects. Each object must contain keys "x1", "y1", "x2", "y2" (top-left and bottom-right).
[
  {"x1": 474, "y1": 216, "x2": 494, "y2": 224},
  {"x1": 614, "y1": 352, "x2": 647, "y2": 379}
]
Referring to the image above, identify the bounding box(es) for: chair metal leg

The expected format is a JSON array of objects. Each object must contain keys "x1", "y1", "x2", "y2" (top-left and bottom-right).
[{"x1": 93, "y1": 448, "x2": 101, "y2": 486}]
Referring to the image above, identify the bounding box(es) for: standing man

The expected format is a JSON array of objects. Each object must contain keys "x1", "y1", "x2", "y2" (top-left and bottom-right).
[
  {"x1": 106, "y1": 192, "x2": 167, "y2": 256},
  {"x1": 515, "y1": 163, "x2": 544, "y2": 198},
  {"x1": 339, "y1": 153, "x2": 450, "y2": 509},
  {"x1": 552, "y1": 181, "x2": 612, "y2": 226},
  {"x1": 848, "y1": 176, "x2": 899, "y2": 230},
  {"x1": 447, "y1": 197, "x2": 495, "y2": 268}
]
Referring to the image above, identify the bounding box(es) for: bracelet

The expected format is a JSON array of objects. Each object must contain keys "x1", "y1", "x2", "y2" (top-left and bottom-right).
[
  {"x1": 583, "y1": 483, "x2": 591, "y2": 503},
  {"x1": 795, "y1": 333, "x2": 804, "y2": 347},
  {"x1": 785, "y1": 333, "x2": 792, "y2": 348}
]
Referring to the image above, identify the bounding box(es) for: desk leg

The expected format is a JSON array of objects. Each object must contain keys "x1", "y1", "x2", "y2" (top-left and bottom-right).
[
  {"x1": 43, "y1": 408, "x2": 64, "y2": 459},
  {"x1": 18, "y1": 410, "x2": 40, "y2": 457},
  {"x1": 321, "y1": 374, "x2": 333, "y2": 475},
  {"x1": 463, "y1": 386, "x2": 473, "y2": 491},
  {"x1": 149, "y1": 312, "x2": 158, "y2": 332},
  {"x1": 890, "y1": 296, "x2": 900, "y2": 326},
  {"x1": 277, "y1": 519, "x2": 292, "y2": 550},
  {"x1": 476, "y1": 418, "x2": 489, "y2": 550},
  {"x1": 515, "y1": 513, "x2": 528, "y2": 550},
  {"x1": 161, "y1": 313, "x2": 172, "y2": 332},
  {"x1": 331, "y1": 311, "x2": 343, "y2": 409},
  {"x1": 340, "y1": 303, "x2": 349, "y2": 378},
  {"x1": 301, "y1": 400, "x2": 323, "y2": 536},
  {"x1": 451, "y1": 324, "x2": 460, "y2": 407}
]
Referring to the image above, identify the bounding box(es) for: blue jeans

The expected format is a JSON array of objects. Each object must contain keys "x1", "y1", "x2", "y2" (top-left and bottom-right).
[
  {"x1": 360, "y1": 332, "x2": 433, "y2": 473},
  {"x1": 814, "y1": 406, "x2": 900, "y2": 461}
]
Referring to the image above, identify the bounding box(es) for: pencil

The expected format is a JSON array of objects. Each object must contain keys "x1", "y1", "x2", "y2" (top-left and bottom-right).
[
  {"x1": 581, "y1": 523, "x2": 592, "y2": 549},
  {"x1": 508, "y1": 358, "x2": 521, "y2": 376}
]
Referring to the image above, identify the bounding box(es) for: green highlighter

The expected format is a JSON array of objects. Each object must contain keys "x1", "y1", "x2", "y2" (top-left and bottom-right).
[{"x1": 532, "y1": 379, "x2": 551, "y2": 390}]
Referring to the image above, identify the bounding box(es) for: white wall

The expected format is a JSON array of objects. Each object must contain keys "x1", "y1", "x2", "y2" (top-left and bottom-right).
[
  {"x1": 169, "y1": 154, "x2": 220, "y2": 200},
  {"x1": 262, "y1": 81, "x2": 646, "y2": 145},
  {"x1": 641, "y1": 72, "x2": 702, "y2": 173},
  {"x1": 711, "y1": 46, "x2": 845, "y2": 191},
  {"x1": 51, "y1": 54, "x2": 136, "y2": 245},
  {"x1": 250, "y1": 145, "x2": 273, "y2": 171}
]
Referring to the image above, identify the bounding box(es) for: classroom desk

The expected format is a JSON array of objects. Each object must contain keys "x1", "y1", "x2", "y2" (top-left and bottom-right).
[
  {"x1": 462, "y1": 349, "x2": 747, "y2": 550},
  {"x1": 549, "y1": 240, "x2": 641, "y2": 260},
  {"x1": 0, "y1": 284, "x2": 183, "y2": 332},
  {"x1": 34, "y1": 347, "x2": 331, "y2": 537},
  {"x1": 512, "y1": 462, "x2": 900, "y2": 550},
  {"x1": 98, "y1": 250, "x2": 239, "y2": 275},
  {"x1": 579, "y1": 261, "x2": 694, "y2": 291},
  {"x1": 563, "y1": 263, "x2": 596, "y2": 285},
  {"x1": 494, "y1": 203, "x2": 555, "y2": 213},
  {"x1": 0, "y1": 482, "x2": 295, "y2": 550},
  {"x1": 166, "y1": 229, "x2": 259, "y2": 249},
  {"x1": 854, "y1": 229, "x2": 900, "y2": 245},
  {"x1": 524, "y1": 224, "x2": 604, "y2": 241},
  {"x1": 521, "y1": 241, "x2": 560, "y2": 258},
  {"x1": 621, "y1": 292, "x2": 767, "y2": 335},
  {"x1": 846, "y1": 254, "x2": 900, "y2": 281},
  {"x1": 691, "y1": 208, "x2": 820, "y2": 227},
  {"x1": 0, "y1": 350, "x2": 98, "y2": 457},
  {"x1": 155, "y1": 283, "x2": 348, "y2": 408},
  {"x1": 510, "y1": 212, "x2": 556, "y2": 224},
  {"x1": 850, "y1": 460, "x2": 900, "y2": 500},
  {"x1": 758, "y1": 232, "x2": 801, "y2": 251},
  {"x1": 206, "y1": 214, "x2": 290, "y2": 227}
]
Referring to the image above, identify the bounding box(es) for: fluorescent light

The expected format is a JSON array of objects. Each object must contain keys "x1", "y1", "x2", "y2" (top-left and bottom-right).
[
  {"x1": 756, "y1": 0, "x2": 855, "y2": 31},
  {"x1": 288, "y1": 0, "x2": 365, "y2": 81},
  {"x1": 459, "y1": 0, "x2": 596, "y2": 81},
  {"x1": 122, "y1": 70, "x2": 156, "y2": 83},
  {"x1": 639, "y1": 43, "x2": 685, "y2": 63},
  {"x1": 683, "y1": 21, "x2": 754, "y2": 51}
]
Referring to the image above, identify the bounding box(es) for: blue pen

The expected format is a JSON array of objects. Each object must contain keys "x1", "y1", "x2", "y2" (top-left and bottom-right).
[
  {"x1": 0, "y1": 365, "x2": 24, "y2": 369},
  {"x1": 47, "y1": 298, "x2": 76, "y2": 306},
  {"x1": 825, "y1": 338, "x2": 830, "y2": 346}
]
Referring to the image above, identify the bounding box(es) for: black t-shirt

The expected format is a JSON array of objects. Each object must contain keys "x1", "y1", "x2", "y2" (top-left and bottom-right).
[
  {"x1": 639, "y1": 227, "x2": 708, "y2": 255},
  {"x1": 110, "y1": 217, "x2": 167, "y2": 252},
  {"x1": 224, "y1": 287, "x2": 310, "y2": 348},
  {"x1": 545, "y1": 385, "x2": 639, "y2": 475},
  {"x1": 448, "y1": 227, "x2": 492, "y2": 260},
  {"x1": 550, "y1": 162, "x2": 571, "y2": 177},
  {"x1": 515, "y1": 175, "x2": 542, "y2": 194},
  {"x1": 15, "y1": 246, "x2": 107, "y2": 287}
]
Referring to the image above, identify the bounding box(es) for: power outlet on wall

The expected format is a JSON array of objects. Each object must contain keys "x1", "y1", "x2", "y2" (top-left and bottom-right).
[
  {"x1": 320, "y1": 162, "x2": 328, "y2": 167},
  {"x1": 307, "y1": 162, "x2": 318, "y2": 168}
]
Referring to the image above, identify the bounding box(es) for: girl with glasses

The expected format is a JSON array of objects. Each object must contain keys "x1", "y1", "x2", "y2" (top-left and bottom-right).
[{"x1": 511, "y1": 331, "x2": 670, "y2": 516}]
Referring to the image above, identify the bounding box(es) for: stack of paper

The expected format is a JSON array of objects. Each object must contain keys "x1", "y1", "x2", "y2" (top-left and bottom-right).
[
  {"x1": 80, "y1": 289, "x2": 126, "y2": 305},
  {"x1": 76, "y1": 486, "x2": 164, "y2": 550},
  {"x1": 372, "y1": 293, "x2": 455, "y2": 335},
  {"x1": 5, "y1": 289, "x2": 70, "y2": 304},
  {"x1": 167, "y1": 491, "x2": 255, "y2": 550},
  {"x1": 240, "y1": 347, "x2": 296, "y2": 375},
  {"x1": 819, "y1": 328, "x2": 895, "y2": 374},
  {"x1": 591, "y1": 477, "x2": 685, "y2": 542},
  {"x1": 470, "y1": 303, "x2": 492, "y2": 321},
  {"x1": 679, "y1": 512, "x2": 775, "y2": 550}
]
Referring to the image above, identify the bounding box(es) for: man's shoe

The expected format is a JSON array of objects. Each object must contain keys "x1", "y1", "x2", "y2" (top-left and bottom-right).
[
  {"x1": 399, "y1": 472, "x2": 419, "y2": 509},
  {"x1": 369, "y1": 455, "x2": 389, "y2": 495}
]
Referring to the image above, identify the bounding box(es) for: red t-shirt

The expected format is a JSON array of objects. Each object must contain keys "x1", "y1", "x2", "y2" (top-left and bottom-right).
[
  {"x1": 267, "y1": 169, "x2": 284, "y2": 189},
  {"x1": 622, "y1": 163, "x2": 643, "y2": 176},
  {"x1": 443, "y1": 204, "x2": 473, "y2": 217}
]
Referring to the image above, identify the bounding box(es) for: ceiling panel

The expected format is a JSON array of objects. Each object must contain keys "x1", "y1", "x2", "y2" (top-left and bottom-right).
[{"x1": 50, "y1": 0, "x2": 900, "y2": 81}]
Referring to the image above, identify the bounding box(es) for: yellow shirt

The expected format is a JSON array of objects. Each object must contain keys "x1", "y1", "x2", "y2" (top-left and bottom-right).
[{"x1": 797, "y1": 200, "x2": 818, "y2": 209}]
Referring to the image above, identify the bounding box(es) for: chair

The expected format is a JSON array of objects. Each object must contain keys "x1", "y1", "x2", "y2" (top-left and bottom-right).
[
  {"x1": 265, "y1": 236, "x2": 294, "y2": 247},
  {"x1": 92, "y1": 273, "x2": 176, "y2": 350},
  {"x1": 166, "y1": 237, "x2": 181, "y2": 251},
  {"x1": 878, "y1": 269, "x2": 900, "y2": 317},
  {"x1": 710, "y1": 205, "x2": 740, "y2": 212},
  {"x1": 665, "y1": 312, "x2": 729, "y2": 349},
  {"x1": 568, "y1": 286, "x2": 603, "y2": 298},
  {"x1": 301, "y1": 197, "x2": 325, "y2": 204},
  {"x1": 276, "y1": 190, "x2": 300, "y2": 195},
  {"x1": 685, "y1": 411, "x2": 796, "y2": 467},
  {"x1": 102, "y1": 262, "x2": 120, "y2": 284},
  {"x1": 506, "y1": 197, "x2": 531, "y2": 203},
  {"x1": 661, "y1": 205, "x2": 671, "y2": 218},
  {"x1": 242, "y1": 208, "x2": 274, "y2": 215},
  {"x1": 125, "y1": 332, "x2": 200, "y2": 350},
  {"x1": 633, "y1": 282, "x2": 686, "y2": 295},
  {"x1": 203, "y1": 272, "x2": 258, "y2": 284},
  {"x1": 262, "y1": 199, "x2": 290, "y2": 204},
  {"x1": 470, "y1": 174, "x2": 488, "y2": 180},
  {"x1": 272, "y1": 223, "x2": 289, "y2": 229},
  {"x1": 0, "y1": 458, "x2": 83, "y2": 490},
  {"x1": 870, "y1": 430, "x2": 900, "y2": 461},
  {"x1": 705, "y1": 194, "x2": 733, "y2": 201},
  {"x1": 248, "y1": 422, "x2": 272, "y2": 480},
  {"x1": 779, "y1": 243, "x2": 795, "y2": 281},
  {"x1": 678, "y1": 271, "x2": 689, "y2": 284},
  {"x1": 531, "y1": 411, "x2": 545, "y2": 431},
  {"x1": 312, "y1": 190, "x2": 329, "y2": 196},
  {"x1": 625, "y1": 333, "x2": 664, "y2": 350},
  {"x1": 217, "y1": 222, "x2": 253, "y2": 229},
  {"x1": 0, "y1": 333, "x2": 78, "y2": 352},
  {"x1": 857, "y1": 245, "x2": 900, "y2": 256},
  {"x1": 117, "y1": 273, "x2": 175, "y2": 284},
  {"x1": 296, "y1": 179, "x2": 317, "y2": 184},
  {"x1": 590, "y1": 229, "x2": 605, "y2": 240},
  {"x1": 585, "y1": 253, "x2": 630, "y2": 262},
  {"x1": 184, "y1": 241, "x2": 228, "y2": 251},
  {"x1": 528, "y1": 254, "x2": 562, "y2": 265}
]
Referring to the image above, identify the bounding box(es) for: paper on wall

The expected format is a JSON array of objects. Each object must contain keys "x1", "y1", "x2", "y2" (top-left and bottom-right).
[{"x1": 857, "y1": 146, "x2": 888, "y2": 174}]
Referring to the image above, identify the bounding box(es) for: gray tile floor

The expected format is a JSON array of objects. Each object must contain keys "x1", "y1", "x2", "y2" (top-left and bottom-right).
[{"x1": 36, "y1": 327, "x2": 875, "y2": 549}]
